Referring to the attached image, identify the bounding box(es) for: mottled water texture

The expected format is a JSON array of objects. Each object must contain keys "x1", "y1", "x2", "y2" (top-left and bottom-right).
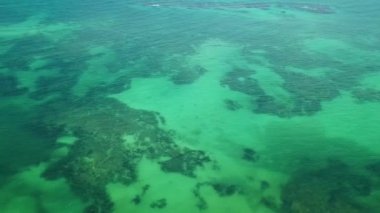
[{"x1": 1, "y1": 0, "x2": 380, "y2": 212}]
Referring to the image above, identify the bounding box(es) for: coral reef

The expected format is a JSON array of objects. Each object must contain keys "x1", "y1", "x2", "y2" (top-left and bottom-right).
[
  {"x1": 281, "y1": 160, "x2": 372, "y2": 213},
  {"x1": 280, "y1": 71, "x2": 340, "y2": 115},
  {"x1": 220, "y1": 68, "x2": 264, "y2": 96},
  {"x1": 160, "y1": 149, "x2": 210, "y2": 177},
  {"x1": 221, "y1": 68, "x2": 344, "y2": 117},
  {"x1": 221, "y1": 68, "x2": 339, "y2": 117},
  {"x1": 170, "y1": 65, "x2": 207, "y2": 85},
  {"x1": 39, "y1": 96, "x2": 210, "y2": 212},
  {"x1": 351, "y1": 88, "x2": 380, "y2": 103}
]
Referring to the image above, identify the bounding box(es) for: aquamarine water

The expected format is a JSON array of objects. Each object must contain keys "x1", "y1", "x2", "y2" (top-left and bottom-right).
[{"x1": 1, "y1": 1, "x2": 380, "y2": 212}]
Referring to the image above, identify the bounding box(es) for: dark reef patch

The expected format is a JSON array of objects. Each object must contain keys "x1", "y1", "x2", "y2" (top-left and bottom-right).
[
  {"x1": 193, "y1": 183, "x2": 208, "y2": 211},
  {"x1": 0, "y1": 106, "x2": 58, "y2": 182},
  {"x1": 279, "y1": 71, "x2": 340, "y2": 116},
  {"x1": 192, "y1": 181, "x2": 242, "y2": 210},
  {"x1": 351, "y1": 88, "x2": 380, "y2": 103},
  {"x1": 29, "y1": 74, "x2": 79, "y2": 100},
  {"x1": 242, "y1": 148, "x2": 259, "y2": 162},
  {"x1": 170, "y1": 65, "x2": 207, "y2": 85},
  {"x1": 0, "y1": 74, "x2": 28, "y2": 97},
  {"x1": 220, "y1": 67, "x2": 342, "y2": 117},
  {"x1": 366, "y1": 161, "x2": 380, "y2": 177},
  {"x1": 260, "y1": 196, "x2": 279, "y2": 212},
  {"x1": 211, "y1": 183, "x2": 238, "y2": 197},
  {"x1": 220, "y1": 68, "x2": 264, "y2": 96},
  {"x1": 281, "y1": 160, "x2": 373, "y2": 213},
  {"x1": 85, "y1": 75, "x2": 132, "y2": 97},
  {"x1": 280, "y1": 71, "x2": 340, "y2": 102},
  {"x1": 150, "y1": 198, "x2": 167, "y2": 209},
  {"x1": 253, "y1": 94, "x2": 291, "y2": 117},
  {"x1": 160, "y1": 149, "x2": 210, "y2": 177},
  {"x1": 224, "y1": 99, "x2": 242, "y2": 111},
  {"x1": 131, "y1": 184, "x2": 150, "y2": 205},
  {"x1": 38, "y1": 96, "x2": 211, "y2": 212},
  {"x1": 0, "y1": 35, "x2": 53, "y2": 71},
  {"x1": 260, "y1": 180, "x2": 270, "y2": 191}
]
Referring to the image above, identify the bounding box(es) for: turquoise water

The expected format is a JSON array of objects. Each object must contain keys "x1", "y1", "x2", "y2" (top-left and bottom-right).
[{"x1": 1, "y1": 1, "x2": 380, "y2": 212}]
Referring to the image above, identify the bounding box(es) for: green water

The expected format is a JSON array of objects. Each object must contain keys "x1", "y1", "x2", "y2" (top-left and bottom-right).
[{"x1": 1, "y1": 0, "x2": 380, "y2": 212}]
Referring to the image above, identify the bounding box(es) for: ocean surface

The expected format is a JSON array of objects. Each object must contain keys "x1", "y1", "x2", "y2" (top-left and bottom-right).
[{"x1": 1, "y1": 0, "x2": 380, "y2": 212}]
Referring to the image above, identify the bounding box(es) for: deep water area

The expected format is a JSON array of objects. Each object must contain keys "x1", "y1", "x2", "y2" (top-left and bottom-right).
[{"x1": 1, "y1": 0, "x2": 380, "y2": 212}]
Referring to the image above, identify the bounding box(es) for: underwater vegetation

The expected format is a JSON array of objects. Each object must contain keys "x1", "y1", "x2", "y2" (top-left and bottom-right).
[{"x1": 38, "y1": 96, "x2": 210, "y2": 212}]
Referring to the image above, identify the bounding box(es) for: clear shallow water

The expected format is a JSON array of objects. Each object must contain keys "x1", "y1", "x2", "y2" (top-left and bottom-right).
[{"x1": 1, "y1": 0, "x2": 380, "y2": 212}]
